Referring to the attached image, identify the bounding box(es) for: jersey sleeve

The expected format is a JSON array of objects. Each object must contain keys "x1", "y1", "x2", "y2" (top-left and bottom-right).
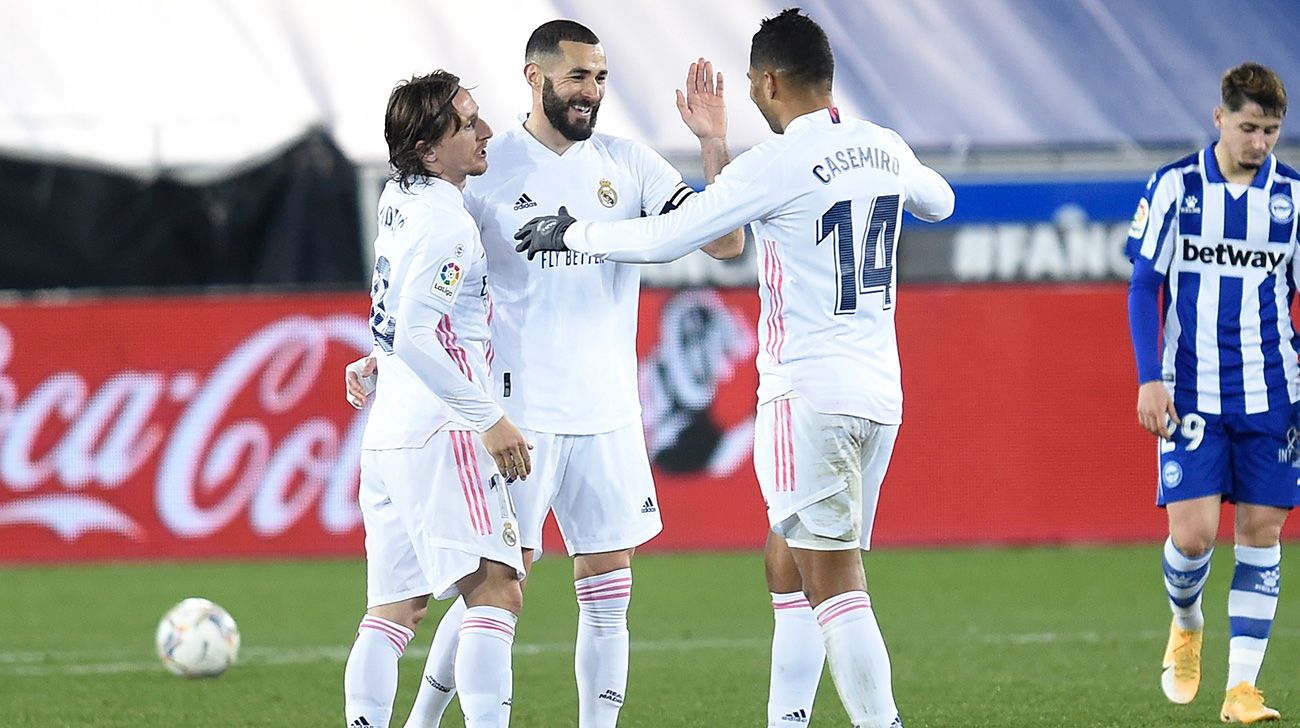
[
  {"x1": 399, "y1": 214, "x2": 477, "y2": 315},
  {"x1": 1125, "y1": 170, "x2": 1182, "y2": 385},
  {"x1": 1125, "y1": 171, "x2": 1181, "y2": 271},
  {"x1": 890, "y1": 132, "x2": 954, "y2": 222},
  {"x1": 629, "y1": 141, "x2": 696, "y2": 216},
  {"x1": 393, "y1": 294, "x2": 503, "y2": 432},
  {"x1": 564, "y1": 144, "x2": 783, "y2": 263}
]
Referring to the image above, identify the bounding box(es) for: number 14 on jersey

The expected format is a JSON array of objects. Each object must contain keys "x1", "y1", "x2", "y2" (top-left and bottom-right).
[{"x1": 817, "y1": 195, "x2": 900, "y2": 314}]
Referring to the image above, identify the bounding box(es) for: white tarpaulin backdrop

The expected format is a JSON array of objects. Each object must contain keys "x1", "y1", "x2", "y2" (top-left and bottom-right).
[{"x1": 2, "y1": 0, "x2": 1297, "y2": 171}]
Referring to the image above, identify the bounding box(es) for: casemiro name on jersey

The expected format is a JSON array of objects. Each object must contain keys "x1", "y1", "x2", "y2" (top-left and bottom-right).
[
  {"x1": 812, "y1": 145, "x2": 901, "y2": 184},
  {"x1": 1181, "y1": 238, "x2": 1286, "y2": 270}
]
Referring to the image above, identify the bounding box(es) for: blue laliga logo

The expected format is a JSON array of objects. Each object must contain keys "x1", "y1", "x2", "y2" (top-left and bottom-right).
[{"x1": 1162, "y1": 461, "x2": 1183, "y2": 488}]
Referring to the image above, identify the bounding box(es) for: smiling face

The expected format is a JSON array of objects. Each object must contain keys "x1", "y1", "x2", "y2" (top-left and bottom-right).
[
  {"x1": 1215, "y1": 100, "x2": 1283, "y2": 173},
  {"x1": 532, "y1": 40, "x2": 607, "y2": 141},
  {"x1": 423, "y1": 88, "x2": 493, "y2": 187}
]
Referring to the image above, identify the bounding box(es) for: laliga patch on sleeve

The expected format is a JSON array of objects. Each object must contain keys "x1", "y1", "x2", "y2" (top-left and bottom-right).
[
  {"x1": 1128, "y1": 197, "x2": 1149, "y2": 239},
  {"x1": 431, "y1": 258, "x2": 464, "y2": 302}
]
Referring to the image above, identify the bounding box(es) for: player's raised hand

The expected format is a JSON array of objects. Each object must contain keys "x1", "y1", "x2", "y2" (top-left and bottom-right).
[
  {"x1": 513, "y1": 205, "x2": 577, "y2": 260},
  {"x1": 676, "y1": 57, "x2": 726, "y2": 141},
  {"x1": 1136, "y1": 380, "x2": 1180, "y2": 439},
  {"x1": 481, "y1": 415, "x2": 533, "y2": 482},
  {"x1": 345, "y1": 355, "x2": 377, "y2": 409}
]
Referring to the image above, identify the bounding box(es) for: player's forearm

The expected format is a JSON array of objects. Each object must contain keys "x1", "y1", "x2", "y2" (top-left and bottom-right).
[
  {"x1": 567, "y1": 179, "x2": 769, "y2": 263},
  {"x1": 1126, "y1": 261, "x2": 1165, "y2": 384},
  {"x1": 696, "y1": 138, "x2": 747, "y2": 259},
  {"x1": 394, "y1": 299, "x2": 503, "y2": 432}
]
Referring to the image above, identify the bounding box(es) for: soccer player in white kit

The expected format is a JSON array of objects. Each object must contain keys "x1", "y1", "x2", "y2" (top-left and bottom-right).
[
  {"x1": 342, "y1": 71, "x2": 532, "y2": 728},
  {"x1": 347, "y1": 21, "x2": 744, "y2": 728},
  {"x1": 514, "y1": 10, "x2": 954, "y2": 728}
]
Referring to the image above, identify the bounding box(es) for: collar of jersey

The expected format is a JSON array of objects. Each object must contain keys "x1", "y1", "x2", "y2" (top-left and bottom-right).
[
  {"x1": 784, "y1": 107, "x2": 838, "y2": 135},
  {"x1": 1203, "y1": 142, "x2": 1273, "y2": 189},
  {"x1": 405, "y1": 176, "x2": 464, "y2": 201}
]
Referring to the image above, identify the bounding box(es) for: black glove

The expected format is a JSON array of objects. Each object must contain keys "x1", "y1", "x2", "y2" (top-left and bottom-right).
[{"x1": 513, "y1": 205, "x2": 576, "y2": 260}]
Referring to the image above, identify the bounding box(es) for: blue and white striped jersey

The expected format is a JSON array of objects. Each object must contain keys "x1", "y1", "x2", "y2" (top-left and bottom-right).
[{"x1": 1126, "y1": 144, "x2": 1300, "y2": 415}]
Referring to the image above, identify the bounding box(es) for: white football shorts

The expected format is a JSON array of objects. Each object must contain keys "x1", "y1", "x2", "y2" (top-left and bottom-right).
[
  {"x1": 359, "y1": 429, "x2": 525, "y2": 606},
  {"x1": 754, "y1": 394, "x2": 898, "y2": 551},
  {"x1": 511, "y1": 421, "x2": 663, "y2": 556}
]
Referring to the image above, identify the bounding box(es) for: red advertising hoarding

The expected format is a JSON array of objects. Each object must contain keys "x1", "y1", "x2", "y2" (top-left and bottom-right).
[{"x1": 0, "y1": 285, "x2": 1274, "y2": 563}]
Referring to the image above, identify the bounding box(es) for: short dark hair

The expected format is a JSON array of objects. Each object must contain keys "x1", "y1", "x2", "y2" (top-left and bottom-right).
[
  {"x1": 525, "y1": 19, "x2": 600, "y2": 63},
  {"x1": 1222, "y1": 62, "x2": 1287, "y2": 117},
  {"x1": 750, "y1": 8, "x2": 833, "y2": 89},
  {"x1": 384, "y1": 70, "x2": 462, "y2": 190}
]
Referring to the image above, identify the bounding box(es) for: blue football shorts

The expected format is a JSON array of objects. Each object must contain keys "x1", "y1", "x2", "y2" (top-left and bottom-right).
[{"x1": 1156, "y1": 400, "x2": 1300, "y2": 508}]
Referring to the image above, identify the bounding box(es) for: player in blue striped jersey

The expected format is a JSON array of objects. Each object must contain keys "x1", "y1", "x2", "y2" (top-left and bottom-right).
[{"x1": 1127, "y1": 62, "x2": 1296, "y2": 724}]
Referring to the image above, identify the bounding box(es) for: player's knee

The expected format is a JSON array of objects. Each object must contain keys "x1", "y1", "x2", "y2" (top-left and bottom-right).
[
  {"x1": 1236, "y1": 519, "x2": 1284, "y2": 548},
  {"x1": 367, "y1": 595, "x2": 429, "y2": 632},
  {"x1": 1172, "y1": 533, "x2": 1215, "y2": 559},
  {"x1": 573, "y1": 549, "x2": 633, "y2": 581},
  {"x1": 764, "y1": 554, "x2": 802, "y2": 593},
  {"x1": 409, "y1": 604, "x2": 429, "y2": 628},
  {"x1": 463, "y1": 560, "x2": 525, "y2": 615}
]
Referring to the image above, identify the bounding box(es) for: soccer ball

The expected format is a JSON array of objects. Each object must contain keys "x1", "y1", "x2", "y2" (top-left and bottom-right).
[{"x1": 155, "y1": 597, "x2": 241, "y2": 677}]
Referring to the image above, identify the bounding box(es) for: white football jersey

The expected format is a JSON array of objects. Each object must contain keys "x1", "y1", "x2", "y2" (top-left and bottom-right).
[
  {"x1": 362, "y1": 178, "x2": 496, "y2": 449},
  {"x1": 464, "y1": 122, "x2": 692, "y2": 434},
  {"x1": 564, "y1": 108, "x2": 954, "y2": 424}
]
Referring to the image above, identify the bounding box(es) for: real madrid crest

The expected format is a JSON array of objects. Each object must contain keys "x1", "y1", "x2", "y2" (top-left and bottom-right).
[
  {"x1": 503, "y1": 522, "x2": 517, "y2": 547},
  {"x1": 597, "y1": 178, "x2": 618, "y2": 208}
]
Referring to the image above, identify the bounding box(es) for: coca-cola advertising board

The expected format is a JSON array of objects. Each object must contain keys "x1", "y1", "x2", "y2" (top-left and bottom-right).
[
  {"x1": 0, "y1": 294, "x2": 372, "y2": 562},
  {"x1": 2, "y1": 285, "x2": 1275, "y2": 564}
]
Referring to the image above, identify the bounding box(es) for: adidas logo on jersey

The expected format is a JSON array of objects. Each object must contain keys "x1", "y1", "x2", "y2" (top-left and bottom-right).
[
  {"x1": 641, "y1": 497, "x2": 657, "y2": 514},
  {"x1": 350, "y1": 718, "x2": 373, "y2": 727},
  {"x1": 780, "y1": 708, "x2": 810, "y2": 723},
  {"x1": 513, "y1": 193, "x2": 538, "y2": 211}
]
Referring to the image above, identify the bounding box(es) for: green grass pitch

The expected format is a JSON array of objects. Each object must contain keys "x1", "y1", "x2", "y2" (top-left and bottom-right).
[{"x1": 2, "y1": 545, "x2": 1296, "y2": 727}]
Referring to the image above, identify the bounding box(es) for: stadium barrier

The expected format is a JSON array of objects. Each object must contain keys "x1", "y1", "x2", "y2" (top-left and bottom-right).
[{"x1": 0, "y1": 285, "x2": 1282, "y2": 563}]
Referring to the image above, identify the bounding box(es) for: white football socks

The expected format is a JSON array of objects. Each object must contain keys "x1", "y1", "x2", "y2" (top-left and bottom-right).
[
  {"x1": 344, "y1": 614, "x2": 415, "y2": 728},
  {"x1": 1227, "y1": 543, "x2": 1281, "y2": 688},
  {"x1": 768, "y1": 591, "x2": 824, "y2": 728},
  {"x1": 455, "y1": 606, "x2": 516, "y2": 728},
  {"x1": 575, "y1": 568, "x2": 633, "y2": 727},
  {"x1": 402, "y1": 597, "x2": 465, "y2": 727},
  {"x1": 813, "y1": 591, "x2": 898, "y2": 728},
  {"x1": 1162, "y1": 536, "x2": 1212, "y2": 631}
]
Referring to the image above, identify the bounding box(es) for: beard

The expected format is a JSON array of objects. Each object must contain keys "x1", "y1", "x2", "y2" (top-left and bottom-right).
[{"x1": 542, "y1": 77, "x2": 600, "y2": 141}]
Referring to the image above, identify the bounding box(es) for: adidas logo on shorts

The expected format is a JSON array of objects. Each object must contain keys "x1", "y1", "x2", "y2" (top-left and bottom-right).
[
  {"x1": 513, "y1": 193, "x2": 538, "y2": 211},
  {"x1": 641, "y1": 497, "x2": 657, "y2": 514}
]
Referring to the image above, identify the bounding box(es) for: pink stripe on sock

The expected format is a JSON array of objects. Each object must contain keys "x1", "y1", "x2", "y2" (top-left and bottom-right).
[
  {"x1": 815, "y1": 596, "x2": 872, "y2": 627},
  {"x1": 578, "y1": 590, "x2": 632, "y2": 602},
  {"x1": 360, "y1": 617, "x2": 412, "y2": 653},
  {"x1": 576, "y1": 577, "x2": 633, "y2": 600},
  {"x1": 772, "y1": 598, "x2": 811, "y2": 610},
  {"x1": 461, "y1": 617, "x2": 516, "y2": 639}
]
